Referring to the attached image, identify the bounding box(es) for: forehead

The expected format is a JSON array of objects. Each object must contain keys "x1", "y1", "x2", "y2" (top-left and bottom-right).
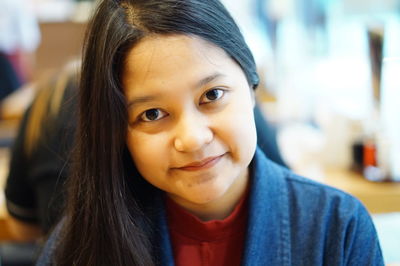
[{"x1": 122, "y1": 34, "x2": 239, "y2": 92}]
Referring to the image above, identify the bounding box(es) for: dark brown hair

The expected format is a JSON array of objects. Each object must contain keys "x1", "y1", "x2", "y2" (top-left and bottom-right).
[{"x1": 55, "y1": 0, "x2": 259, "y2": 265}]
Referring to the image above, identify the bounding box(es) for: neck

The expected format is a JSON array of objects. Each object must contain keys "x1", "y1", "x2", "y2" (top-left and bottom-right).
[{"x1": 169, "y1": 168, "x2": 249, "y2": 221}]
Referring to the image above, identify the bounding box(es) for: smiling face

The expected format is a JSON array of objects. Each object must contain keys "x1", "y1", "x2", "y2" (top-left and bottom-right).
[{"x1": 123, "y1": 34, "x2": 257, "y2": 219}]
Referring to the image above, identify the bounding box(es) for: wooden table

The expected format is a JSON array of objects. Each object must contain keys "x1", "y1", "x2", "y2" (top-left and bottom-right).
[
  {"x1": 0, "y1": 147, "x2": 12, "y2": 240},
  {"x1": 323, "y1": 168, "x2": 400, "y2": 213}
]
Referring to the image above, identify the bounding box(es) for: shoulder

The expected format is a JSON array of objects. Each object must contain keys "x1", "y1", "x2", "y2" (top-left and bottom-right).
[
  {"x1": 253, "y1": 147, "x2": 367, "y2": 217},
  {"x1": 253, "y1": 146, "x2": 368, "y2": 210},
  {"x1": 253, "y1": 147, "x2": 379, "y2": 241},
  {"x1": 286, "y1": 172, "x2": 359, "y2": 203},
  {"x1": 255, "y1": 150, "x2": 383, "y2": 264},
  {"x1": 283, "y1": 172, "x2": 368, "y2": 220},
  {"x1": 285, "y1": 173, "x2": 384, "y2": 264}
]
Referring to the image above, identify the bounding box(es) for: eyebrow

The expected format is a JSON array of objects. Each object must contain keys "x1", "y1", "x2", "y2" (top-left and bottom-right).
[
  {"x1": 127, "y1": 72, "x2": 224, "y2": 108},
  {"x1": 127, "y1": 95, "x2": 161, "y2": 109},
  {"x1": 195, "y1": 72, "x2": 224, "y2": 89}
]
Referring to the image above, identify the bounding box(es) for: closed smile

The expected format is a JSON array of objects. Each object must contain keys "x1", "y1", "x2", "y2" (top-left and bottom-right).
[{"x1": 175, "y1": 154, "x2": 225, "y2": 171}]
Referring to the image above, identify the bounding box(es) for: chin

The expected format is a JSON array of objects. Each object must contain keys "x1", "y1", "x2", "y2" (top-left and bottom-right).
[{"x1": 185, "y1": 183, "x2": 230, "y2": 205}]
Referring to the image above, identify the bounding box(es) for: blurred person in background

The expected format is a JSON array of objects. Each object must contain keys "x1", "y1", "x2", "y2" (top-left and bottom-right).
[
  {"x1": 4, "y1": 64, "x2": 77, "y2": 241},
  {"x1": 0, "y1": 0, "x2": 41, "y2": 87},
  {"x1": 0, "y1": 53, "x2": 21, "y2": 101}
]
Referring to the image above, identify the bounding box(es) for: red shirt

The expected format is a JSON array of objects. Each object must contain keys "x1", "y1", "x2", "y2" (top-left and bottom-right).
[{"x1": 166, "y1": 192, "x2": 249, "y2": 266}]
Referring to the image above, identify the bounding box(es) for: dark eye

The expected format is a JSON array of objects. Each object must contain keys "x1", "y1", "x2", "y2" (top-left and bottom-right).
[
  {"x1": 140, "y1": 108, "x2": 167, "y2": 122},
  {"x1": 201, "y1": 88, "x2": 225, "y2": 104}
]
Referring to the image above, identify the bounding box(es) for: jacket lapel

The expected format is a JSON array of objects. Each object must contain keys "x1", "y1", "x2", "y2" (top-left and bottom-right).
[
  {"x1": 242, "y1": 148, "x2": 291, "y2": 266},
  {"x1": 152, "y1": 193, "x2": 175, "y2": 266}
]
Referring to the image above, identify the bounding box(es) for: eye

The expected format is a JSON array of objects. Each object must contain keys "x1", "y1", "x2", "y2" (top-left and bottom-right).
[
  {"x1": 139, "y1": 108, "x2": 168, "y2": 122},
  {"x1": 200, "y1": 88, "x2": 225, "y2": 104}
]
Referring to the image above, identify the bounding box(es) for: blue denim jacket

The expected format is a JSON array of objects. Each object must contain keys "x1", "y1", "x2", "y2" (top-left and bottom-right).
[{"x1": 37, "y1": 148, "x2": 384, "y2": 265}]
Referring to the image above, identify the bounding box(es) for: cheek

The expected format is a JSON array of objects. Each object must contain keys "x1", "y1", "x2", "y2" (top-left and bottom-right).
[
  {"x1": 126, "y1": 131, "x2": 169, "y2": 175},
  {"x1": 215, "y1": 99, "x2": 257, "y2": 161}
]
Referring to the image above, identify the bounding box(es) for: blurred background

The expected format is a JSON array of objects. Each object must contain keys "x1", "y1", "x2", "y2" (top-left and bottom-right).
[{"x1": 0, "y1": 0, "x2": 399, "y2": 265}]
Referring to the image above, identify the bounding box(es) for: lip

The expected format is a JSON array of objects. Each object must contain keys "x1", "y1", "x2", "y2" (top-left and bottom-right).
[{"x1": 176, "y1": 154, "x2": 224, "y2": 171}]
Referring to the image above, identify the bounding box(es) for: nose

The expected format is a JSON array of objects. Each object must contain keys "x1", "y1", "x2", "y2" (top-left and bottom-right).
[{"x1": 173, "y1": 111, "x2": 213, "y2": 153}]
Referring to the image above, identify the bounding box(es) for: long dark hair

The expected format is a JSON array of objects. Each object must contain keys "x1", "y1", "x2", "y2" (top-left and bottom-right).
[{"x1": 55, "y1": 0, "x2": 259, "y2": 265}]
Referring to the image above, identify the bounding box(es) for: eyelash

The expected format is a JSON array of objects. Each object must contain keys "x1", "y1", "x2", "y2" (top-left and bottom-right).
[
  {"x1": 137, "y1": 88, "x2": 226, "y2": 123},
  {"x1": 139, "y1": 108, "x2": 168, "y2": 122},
  {"x1": 200, "y1": 88, "x2": 226, "y2": 104}
]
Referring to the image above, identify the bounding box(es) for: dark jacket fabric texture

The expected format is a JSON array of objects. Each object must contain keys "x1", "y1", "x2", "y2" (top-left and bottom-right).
[{"x1": 36, "y1": 148, "x2": 384, "y2": 265}]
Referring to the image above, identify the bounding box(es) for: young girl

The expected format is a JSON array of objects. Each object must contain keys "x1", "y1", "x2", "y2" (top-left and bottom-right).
[{"x1": 37, "y1": 0, "x2": 384, "y2": 265}]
